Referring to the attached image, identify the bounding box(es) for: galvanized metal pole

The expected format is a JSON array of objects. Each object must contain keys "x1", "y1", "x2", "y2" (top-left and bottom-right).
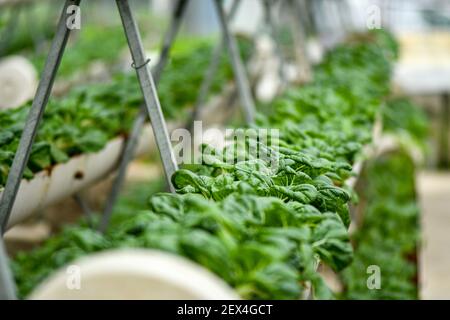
[
  {"x1": 0, "y1": 0, "x2": 81, "y2": 233},
  {"x1": 438, "y1": 93, "x2": 450, "y2": 169},
  {"x1": 188, "y1": 0, "x2": 241, "y2": 131},
  {"x1": 99, "y1": 0, "x2": 189, "y2": 232},
  {"x1": 0, "y1": 238, "x2": 16, "y2": 300},
  {"x1": 213, "y1": 0, "x2": 255, "y2": 124},
  {"x1": 26, "y1": 4, "x2": 49, "y2": 54},
  {"x1": 116, "y1": 0, "x2": 178, "y2": 188},
  {"x1": 73, "y1": 193, "x2": 94, "y2": 227},
  {"x1": 98, "y1": 0, "x2": 180, "y2": 232}
]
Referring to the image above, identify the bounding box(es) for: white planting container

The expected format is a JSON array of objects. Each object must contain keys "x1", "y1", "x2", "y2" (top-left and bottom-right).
[
  {"x1": 2, "y1": 125, "x2": 155, "y2": 230},
  {"x1": 0, "y1": 56, "x2": 37, "y2": 110},
  {"x1": 30, "y1": 249, "x2": 239, "y2": 300}
]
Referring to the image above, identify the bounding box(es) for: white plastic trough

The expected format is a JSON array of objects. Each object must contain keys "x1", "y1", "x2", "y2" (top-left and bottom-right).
[
  {"x1": 30, "y1": 249, "x2": 239, "y2": 300},
  {"x1": 2, "y1": 124, "x2": 156, "y2": 230}
]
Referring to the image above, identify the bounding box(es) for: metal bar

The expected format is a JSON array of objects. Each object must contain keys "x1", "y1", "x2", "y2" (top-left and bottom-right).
[
  {"x1": 0, "y1": 237, "x2": 17, "y2": 300},
  {"x1": 98, "y1": 0, "x2": 188, "y2": 233},
  {"x1": 116, "y1": 0, "x2": 178, "y2": 188},
  {"x1": 73, "y1": 193, "x2": 94, "y2": 227},
  {"x1": 213, "y1": 0, "x2": 255, "y2": 124},
  {"x1": 438, "y1": 93, "x2": 449, "y2": 169},
  {"x1": 102, "y1": 0, "x2": 178, "y2": 232},
  {"x1": 0, "y1": 0, "x2": 80, "y2": 233},
  {"x1": 188, "y1": 0, "x2": 241, "y2": 131}
]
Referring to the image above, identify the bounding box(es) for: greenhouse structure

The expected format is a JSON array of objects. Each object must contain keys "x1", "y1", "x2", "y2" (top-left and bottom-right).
[{"x1": 0, "y1": 0, "x2": 449, "y2": 305}]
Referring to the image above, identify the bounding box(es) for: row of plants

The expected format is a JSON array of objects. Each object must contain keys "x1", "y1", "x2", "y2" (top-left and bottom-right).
[
  {"x1": 12, "y1": 30, "x2": 399, "y2": 299},
  {"x1": 340, "y1": 150, "x2": 420, "y2": 299},
  {"x1": 0, "y1": 38, "x2": 253, "y2": 188},
  {"x1": 339, "y1": 98, "x2": 428, "y2": 300},
  {"x1": 0, "y1": 3, "x2": 57, "y2": 57},
  {"x1": 0, "y1": 3, "x2": 155, "y2": 66},
  {"x1": 30, "y1": 24, "x2": 130, "y2": 78}
]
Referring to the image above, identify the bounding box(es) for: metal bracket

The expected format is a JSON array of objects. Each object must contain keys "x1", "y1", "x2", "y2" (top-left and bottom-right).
[
  {"x1": 116, "y1": 0, "x2": 178, "y2": 196},
  {"x1": 131, "y1": 58, "x2": 151, "y2": 70}
]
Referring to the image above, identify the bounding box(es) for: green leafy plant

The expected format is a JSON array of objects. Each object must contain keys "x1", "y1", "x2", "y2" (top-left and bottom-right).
[
  {"x1": 339, "y1": 150, "x2": 420, "y2": 300},
  {"x1": 12, "y1": 29, "x2": 398, "y2": 300},
  {"x1": 383, "y1": 98, "x2": 429, "y2": 151},
  {"x1": 339, "y1": 94, "x2": 427, "y2": 300}
]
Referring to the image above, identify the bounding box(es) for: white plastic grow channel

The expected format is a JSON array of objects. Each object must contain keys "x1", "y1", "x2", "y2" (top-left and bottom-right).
[
  {"x1": 1, "y1": 124, "x2": 154, "y2": 230},
  {"x1": 30, "y1": 249, "x2": 239, "y2": 300}
]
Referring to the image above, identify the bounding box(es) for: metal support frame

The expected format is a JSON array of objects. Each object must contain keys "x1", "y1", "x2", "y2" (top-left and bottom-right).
[
  {"x1": 101, "y1": 0, "x2": 256, "y2": 231},
  {"x1": 0, "y1": 0, "x2": 181, "y2": 295},
  {"x1": 116, "y1": 0, "x2": 177, "y2": 194},
  {"x1": 73, "y1": 193, "x2": 94, "y2": 227},
  {"x1": 0, "y1": 0, "x2": 316, "y2": 299},
  {"x1": 0, "y1": 0, "x2": 178, "y2": 235},
  {"x1": 0, "y1": 0, "x2": 314, "y2": 298},
  {"x1": 188, "y1": 0, "x2": 242, "y2": 131},
  {"x1": 438, "y1": 93, "x2": 450, "y2": 169},
  {"x1": 98, "y1": 0, "x2": 188, "y2": 232},
  {"x1": 0, "y1": 237, "x2": 16, "y2": 300},
  {"x1": 0, "y1": 0, "x2": 80, "y2": 233},
  {"x1": 213, "y1": 0, "x2": 256, "y2": 124}
]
